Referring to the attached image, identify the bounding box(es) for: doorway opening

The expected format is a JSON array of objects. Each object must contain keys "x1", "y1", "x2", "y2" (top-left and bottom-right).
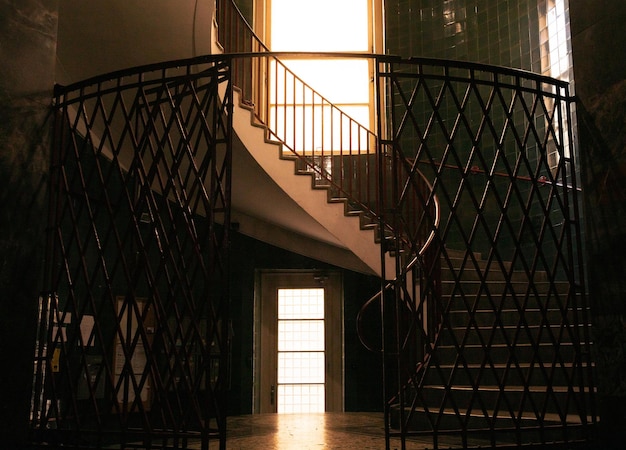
[{"x1": 255, "y1": 271, "x2": 343, "y2": 413}]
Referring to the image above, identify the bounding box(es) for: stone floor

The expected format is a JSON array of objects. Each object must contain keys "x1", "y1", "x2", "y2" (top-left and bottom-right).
[
  {"x1": 37, "y1": 412, "x2": 587, "y2": 449},
  {"x1": 204, "y1": 412, "x2": 467, "y2": 449}
]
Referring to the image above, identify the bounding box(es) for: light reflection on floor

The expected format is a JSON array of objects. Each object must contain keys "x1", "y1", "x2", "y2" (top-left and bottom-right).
[{"x1": 207, "y1": 412, "x2": 434, "y2": 449}]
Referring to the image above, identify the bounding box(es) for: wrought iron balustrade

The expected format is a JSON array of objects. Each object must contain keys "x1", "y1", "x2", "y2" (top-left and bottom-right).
[
  {"x1": 32, "y1": 55, "x2": 235, "y2": 450},
  {"x1": 375, "y1": 58, "x2": 593, "y2": 449},
  {"x1": 30, "y1": 2, "x2": 596, "y2": 448}
]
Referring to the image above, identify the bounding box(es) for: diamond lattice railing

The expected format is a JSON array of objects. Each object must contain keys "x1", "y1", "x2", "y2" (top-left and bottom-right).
[
  {"x1": 31, "y1": 5, "x2": 595, "y2": 448},
  {"x1": 31, "y1": 57, "x2": 233, "y2": 449},
  {"x1": 377, "y1": 59, "x2": 594, "y2": 448}
]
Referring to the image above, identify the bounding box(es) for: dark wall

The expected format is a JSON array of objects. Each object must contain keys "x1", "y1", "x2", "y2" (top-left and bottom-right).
[
  {"x1": 227, "y1": 230, "x2": 383, "y2": 414},
  {"x1": 0, "y1": 0, "x2": 58, "y2": 446},
  {"x1": 570, "y1": 1, "x2": 626, "y2": 447}
]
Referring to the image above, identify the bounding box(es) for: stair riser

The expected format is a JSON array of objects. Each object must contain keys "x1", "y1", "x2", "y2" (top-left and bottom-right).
[
  {"x1": 439, "y1": 297, "x2": 584, "y2": 316},
  {"x1": 440, "y1": 270, "x2": 550, "y2": 283},
  {"x1": 389, "y1": 408, "x2": 591, "y2": 444},
  {"x1": 437, "y1": 324, "x2": 592, "y2": 346},
  {"x1": 419, "y1": 365, "x2": 593, "y2": 388},
  {"x1": 442, "y1": 257, "x2": 507, "y2": 271},
  {"x1": 432, "y1": 343, "x2": 581, "y2": 365},
  {"x1": 405, "y1": 388, "x2": 593, "y2": 417}
]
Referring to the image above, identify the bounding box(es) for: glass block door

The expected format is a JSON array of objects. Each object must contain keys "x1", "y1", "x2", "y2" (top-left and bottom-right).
[
  {"x1": 276, "y1": 288, "x2": 325, "y2": 413},
  {"x1": 256, "y1": 271, "x2": 343, "y2": 414}
]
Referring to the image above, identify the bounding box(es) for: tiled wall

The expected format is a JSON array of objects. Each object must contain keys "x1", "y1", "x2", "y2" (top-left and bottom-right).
[
  {"x1": 385, "y1": 0, "x2": 571, "y2": 76},
  {"x1": 384, "y1": 0, "x2": 576, "y2": 256}
]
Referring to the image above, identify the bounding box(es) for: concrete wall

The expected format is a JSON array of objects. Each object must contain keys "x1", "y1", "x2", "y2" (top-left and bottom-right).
[
  {"x1": 0, "y1": 0, "x2": 58, "y2": 445},
  {"x1": 56, "y1": 0, "x2": 214, "y2": 85},
  {"x1": 570, "y1": 1, "x2": 626, "y2": 447}
]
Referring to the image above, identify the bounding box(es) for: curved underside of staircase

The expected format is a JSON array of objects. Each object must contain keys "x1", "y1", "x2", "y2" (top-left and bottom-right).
[{"x1": 228, "y1": 89, "x2": 391, "y2": 277}]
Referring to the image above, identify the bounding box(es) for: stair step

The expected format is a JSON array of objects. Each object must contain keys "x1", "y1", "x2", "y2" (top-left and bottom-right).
[
  {"x1": 389, "y1": 405, "x2": 593, "y2": 445},
  {"x1": 404, "y1": 384, "x2": 594, "y2": 418},
  {"x1": 444, "y1": 307, "x2": 588, "y2": 328},
  {"x1": 441, "y1": 278, "x2": 570, "y2": 301},
  {"x1": 432, "y1": 342, "x2": 581, "y2": 364},
  {"x1": 420, "y1": 362, "x2": 593, "y2": 387},
  {"x1": 441, "y1": 297, "x2": 585, "y2": 316},
  {"x1": 391, "y1": 405, "x2": 591, "y2": 427},
  {"x1": 436, "y1": 323, "x2": 592, "y2": 346}
]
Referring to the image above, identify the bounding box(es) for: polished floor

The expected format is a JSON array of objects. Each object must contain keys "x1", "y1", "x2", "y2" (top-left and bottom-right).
[{"x1": 205, "y1": 412, "x2": 470, "y2": 449}]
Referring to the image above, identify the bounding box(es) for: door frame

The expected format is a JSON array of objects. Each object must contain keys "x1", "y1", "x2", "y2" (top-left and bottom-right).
[{"x1": 253, "y1": 270, "x2": 344, "y2": 413}]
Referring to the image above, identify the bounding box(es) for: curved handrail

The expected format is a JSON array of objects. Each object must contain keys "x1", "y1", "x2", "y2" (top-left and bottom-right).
[
  {"x1": 217, "y1": 0, "x2": 438, "y2": 257},
  {"x1": 216, "y1": 0, "x2": 448, "y2": 357},
  {"x1": 51, "y1": 0, "x2": 576, "y2": 383},
  {"x1": 356, "y1": 164, "x2": 440, "y2": 353},
  {"x1": 216, "y1": 0, "x2": 442, "y2": 359}
]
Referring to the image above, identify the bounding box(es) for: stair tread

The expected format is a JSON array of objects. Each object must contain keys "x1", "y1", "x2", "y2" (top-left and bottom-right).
[
  {"x1": 425, "y1": 364, "x2": 587, "y2": 371},
  {"x1": 390, "y1": 406, "x2": 592, "y2": 425},
  {"x1": 435, "y1": 342, "x2": 577, "y2": 349},
  {"x1": 420, "y1": 384, "x2": 593, "y2": 392}
]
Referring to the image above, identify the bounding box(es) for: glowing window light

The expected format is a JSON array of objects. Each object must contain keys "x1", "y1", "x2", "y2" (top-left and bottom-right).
[{"x1": 277, "y1": 288, "x2": 325, "y2": 414}]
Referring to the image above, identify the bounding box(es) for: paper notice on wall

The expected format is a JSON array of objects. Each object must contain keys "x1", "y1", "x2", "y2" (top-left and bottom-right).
[{"x1": 80, "y1": 315, "x2": 95, "y2": 346}]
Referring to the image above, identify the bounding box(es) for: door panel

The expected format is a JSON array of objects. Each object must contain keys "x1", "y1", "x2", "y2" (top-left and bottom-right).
[{"x1": 256, "y1": 271, "x2": 343, "y2": 413}]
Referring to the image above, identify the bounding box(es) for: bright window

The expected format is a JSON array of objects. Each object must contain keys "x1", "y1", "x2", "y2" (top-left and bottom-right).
[
  {"x1": 270, "y1": 0, "x2": 369, "y2": 52},
  {"x1": 268, "y1": 0, "x2": 373, "y2": 154},
  {"x1": 540, "y1": 0, "x2": 572, "y2": 169}
]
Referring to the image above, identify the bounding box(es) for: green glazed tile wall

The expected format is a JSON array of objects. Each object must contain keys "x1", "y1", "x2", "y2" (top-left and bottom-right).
[
  {"x1": 386, "y1": 0, "x2": 548, "y2": 73},
  {"x1": 384, "y1": 0, "x2": 576, "y2": 256}
]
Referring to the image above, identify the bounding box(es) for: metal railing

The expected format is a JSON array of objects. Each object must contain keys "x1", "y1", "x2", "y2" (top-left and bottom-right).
[
  {"x1": 376, "y1": 58, "x2": 594, "y2": 448},
  {"x1": 32, "y1": 55, "x2": 234, "y2": 450},
  {"x1": 31, "y1": 2, "x2": 596, "y2": 449},
  {"x1": 217, "y1": 0, "x2": 387, "y2": 233}
]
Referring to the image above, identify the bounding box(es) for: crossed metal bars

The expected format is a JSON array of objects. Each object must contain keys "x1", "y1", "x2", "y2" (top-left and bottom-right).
[
  {"x1": 377, "y1": 60, "x2": 594, "y2": 448},
  {"x1": 31, "y1": 39, "x2": 594, "y2": 450},
  {"x1": 32, "y1": 57, "x2": 233, "y2": 449}
]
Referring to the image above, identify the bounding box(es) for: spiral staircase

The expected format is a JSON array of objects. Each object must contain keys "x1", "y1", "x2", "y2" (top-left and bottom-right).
[
  {"x1": 216, "y1": 1, "x2": 595, "y2": 447},
  {"x1": 30, "y1": 1, "x2": 595, "y2": 449}
]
